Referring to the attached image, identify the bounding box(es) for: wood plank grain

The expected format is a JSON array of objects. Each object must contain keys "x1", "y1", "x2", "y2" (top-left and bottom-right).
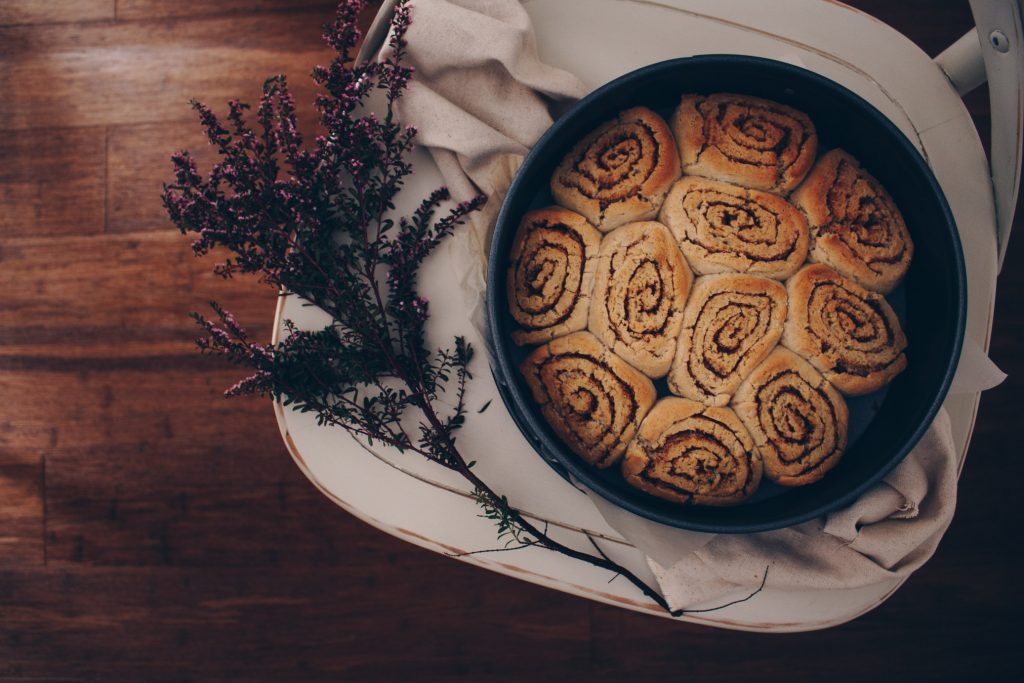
[
  {"x1": 0, "y1": 1, "x2": 114, "y2": 26},
  {"x1": 0, "y1": 564, "x2": 591, "y2": 682},
  {"x1": 0, "y1": 232, "x2": 275, "y2": 358},
  {"x1": 586, "y1": 573, "x2": 1021, "y2": 682},
  {"x1": 0, "y1": 363, "x2": 275, "y2": 460},
  {"x1": 107, "y1": 122, "x2": 222, "y2": 234},
  {"x1": 43, "y1": 439, "x2": 348, "y2": 566},
  {"x1": 0, "y1": 127, "x2": 106, "y2": 238},
  {"x1": 0, "y1": 464, "x2": 43, "y2": 565},
  {"x1": 116, "y1": 0, "x2": 337, "y2": 21},
  {"x1": 0, "y1": 10, "x2": 338, "y2": 132}
]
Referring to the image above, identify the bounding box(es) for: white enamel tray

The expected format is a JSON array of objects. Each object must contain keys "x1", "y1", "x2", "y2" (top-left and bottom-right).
[{"x1": 273, "y1": 0, "x2": 1011, "y2": 632}]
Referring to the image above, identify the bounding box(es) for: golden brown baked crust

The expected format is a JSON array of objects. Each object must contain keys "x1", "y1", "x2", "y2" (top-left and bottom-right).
[
  {"x1": 520, "y1": 331, "x2": 657, "y2": 468},
  {"x1": 660, "y1": 176, "x2": 809, "y2": 279},
  {"x1": 587, "y1": 221, "x2": 693, "y2": 378},
  {"x1": 782, "y1": 264, "x2": 907, "y2": 396},
  {"x1": 622, "y1": 397, "x2": 762, "y2": 505},
  {"x1": 668, "y1": 274, "x2": 788, "y2": 406},
  {"x1": 791, "y1": 149, "x2": 914, "y2": 294},
  {"x1": 551, "y1": 106, "x2": 681, "y2": 233},
  {"x1": 672, "y1": 93, "x2": 817, "y2": 194},
  {"x1": 507, "y1": 207, "x2": 602, "y2": 346},
  {"x1": 732, "y1": 347, "x2": 848, "y2": 486}
]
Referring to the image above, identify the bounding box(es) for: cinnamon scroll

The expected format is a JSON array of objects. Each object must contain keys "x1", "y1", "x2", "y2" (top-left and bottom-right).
[
  {"x1": 668, "y1": 274, "x2": 788, "y2": 406},
  {"x1": 733, "y1": 348, "x2": 849, "y2": 486},
  {"x1": 660, "y1": 177, "x2": 809, "y2": 280},
  {"x1": 622, "y1": 397, "x2": 762, "y2": 505},
  {"x1": 507, "y1": 207, "x2": 602, "y2": 345},
  {"x1": 783, "y1": 264, "x2": 907, "y2": 396},
  {"x1": 520, "y1": 332, "x2": 657, "y2": 469},
  {"x1": 672, "y1": 93, "x2": 817, "y2": 194},
  {"x1": 551, "y1": 107, "x2": 681, "y2": 233},
  {"x1": 588, "y1": 221, "x2": 693, "y2": 378},
  {"x1": 791, "y1": 149, "x2": 913, "y2": 293}
]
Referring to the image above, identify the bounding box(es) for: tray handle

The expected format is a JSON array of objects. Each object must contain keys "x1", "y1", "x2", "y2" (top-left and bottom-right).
[{"x1": 936, "y1": 0, "x2": 1024, "y2": 269}]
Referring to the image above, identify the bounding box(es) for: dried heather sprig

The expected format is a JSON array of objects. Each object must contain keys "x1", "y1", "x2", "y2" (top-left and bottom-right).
[{"x1": 163, "y1": 0, "x2": 751, "y2": 617}]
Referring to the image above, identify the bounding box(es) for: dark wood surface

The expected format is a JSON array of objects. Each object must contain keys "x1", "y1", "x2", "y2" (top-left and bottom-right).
[{"x1": 1, "y1": 1, "x2": 1021, "y2": 680}]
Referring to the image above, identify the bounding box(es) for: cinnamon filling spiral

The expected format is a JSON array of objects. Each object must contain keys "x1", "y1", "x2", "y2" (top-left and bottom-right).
[
  {"x1": 552, "y1": 107, "x2": 681, "y2": 231},
  {"x1": 669, "y1": 275, "x2": 787, "y2": 406},
  {"x1": 520, "y1": 332, "x2": 656, "y2": 468},
  {"x1": 734, "y1": 348, "x2": 848, "y2": 486},
  {"x1": 507, "y1": 208, "x2": 600, "y2": 345},
  {"x1": 661, "y1": 177, "x2": 809, "y2": 279},
  {"x1": 752, "y1": 371, "x2": 842, "y2": 479},
  {"x1": 806, "y1": 282, "x2": 899, "y2": 373},
  {"x1": 563, "y1": 122, "x2": 660, "y2": 207},
  {"x1": 589, "y1": 221, "x2": 692, "y2": 378},
  {"x1": 707, "y1": 102, "x2": 803, "y2": 164},
  {"x1": 693, "y1": 293, "x2": 774, "y2": 383},
  {"x1": 623, "y1": 398, "x2": 761, "y2": 505},
  {"x1": 793, "y1": 149, "x2": 913, "y2": 293},
  {"x1": 822, "y1": 160, "x2": 909, "y2": 265},
  {"x1": 537, "y1": 355, "x2": 640, "y2": 468},
  {"x1": 674, "y1": 94, "x2": 817, "y2": 193},
  {"x1": 784, "y1": 264, "x2": 907, "y2": 396}
]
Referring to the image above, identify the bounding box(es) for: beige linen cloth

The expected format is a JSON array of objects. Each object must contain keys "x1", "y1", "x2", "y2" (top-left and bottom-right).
[{"x1": 381, "y1": 0, "x2": 1006, "y2": 611}]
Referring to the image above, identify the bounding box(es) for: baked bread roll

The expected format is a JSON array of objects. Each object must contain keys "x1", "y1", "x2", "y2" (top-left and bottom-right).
[
  {"x1": 622, "y1": 397, "x2": 762, "y2": 505},
  {"x1": 588, "y1": 221, "x2": 693, "y2": 378},
  {"x1": 520, "y1": 331, "x2": 657, "y2": 468},
  {"x1": 733, "y1": 347, "x2": 848, "y2": 487},
  {"x1": 551, "y1": 106, "x2": 681, "y2": 233},
  {"x1": 668, "y1": 274, "x2": 788, "y2": 406},
  {"x1": 783, "y1": 264, "x2": 907, "y2": 396},
  {"x1": 791, "y1": 149, "x2": 914, "y2": 294},
  {"x1": 507, "y1": 207, "x2": 602, "y2": 346},
  {"x1": 672, "y1": 93, "x2": 817, "y2": 194},
  {"x1": 660, "y1": 176, "x2": 809, "y2": 280}
]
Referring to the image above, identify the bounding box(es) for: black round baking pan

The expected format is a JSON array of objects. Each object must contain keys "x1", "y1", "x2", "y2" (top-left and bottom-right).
[{"x1": 485, "y1": 55, "x2": 966, "y2": 533}]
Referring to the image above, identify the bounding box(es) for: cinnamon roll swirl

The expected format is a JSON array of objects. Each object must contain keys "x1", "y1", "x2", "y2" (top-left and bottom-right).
[
  {"x1": 783, "y1": 264, "x2": 907, "y2": 396},
  {"x1": 668, "y1": 274, "x2": 788, "y2": 407},
  {"x1": 733, "y1": 347, "x2": 849, "y2": 487},
  {"x1": 551, "y1": 106, "x2": 682, "y2": 233},
  {"x1": 507, "y1": 207, "x2": 602, "y2": 346},
  {"x1": 622, "y1": 397, "x2": 762, "y2": 505},
  {"x1": 520, "y1": 331, "x2": 657, "y2": 469},
  {"x1": 672, "y1": 93, "x2": 817, "y2": 194},
  {"x1": 588, "y1": 221, "x2": 693, "y2": 379},
  {"x1": 791, "y1": 149, "x2": 914, "y2": 294},
  {"x1": 660, "y1": 177, "x2": 810, "y2": 280}
]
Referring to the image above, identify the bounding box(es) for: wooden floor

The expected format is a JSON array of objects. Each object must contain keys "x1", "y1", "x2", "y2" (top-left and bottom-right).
[{"x1": 1, "y1": 1, "x2": 1021, "y2": 680}]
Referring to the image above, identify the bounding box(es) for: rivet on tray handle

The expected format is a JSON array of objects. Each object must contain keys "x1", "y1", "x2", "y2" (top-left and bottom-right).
[{"x1": 937, "y1": 0, "x2": 1024, "y2": 269}]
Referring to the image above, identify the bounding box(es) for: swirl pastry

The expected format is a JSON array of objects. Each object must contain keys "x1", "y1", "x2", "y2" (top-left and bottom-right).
[
  {"x1": 668, "y1": 274, "x2": 788, "y2": 407},
  {"x1": 783, "y1": 264, "x2": 907, "y2": 396},
  {"x1": 622, "y1": 397, "x2": 762, "y2": 505},
  {"x1": 660, "y1": 177, "x2": 809, "y2": 280},
  {"x1": 551, "y1": 106, "x2": 682, "y2": 233},
  {"x1": 588, "y1": 221, "x2": 693, "y2": 378},
  {"x1": 520, "y1": 331, "x2": 657, "y2": 469},
  {"x1": 791, "y1": 149, "x2": 914, "y2": 294},
  {"x1": 507, "y1": 207, "x2": 602, "y2": 346},
  {"x1": 672, "y1": 93, "x2": 817, "y2": 194},
  {"x1": 733, "y1": 348, "x2": 849, "y2": 487}
]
